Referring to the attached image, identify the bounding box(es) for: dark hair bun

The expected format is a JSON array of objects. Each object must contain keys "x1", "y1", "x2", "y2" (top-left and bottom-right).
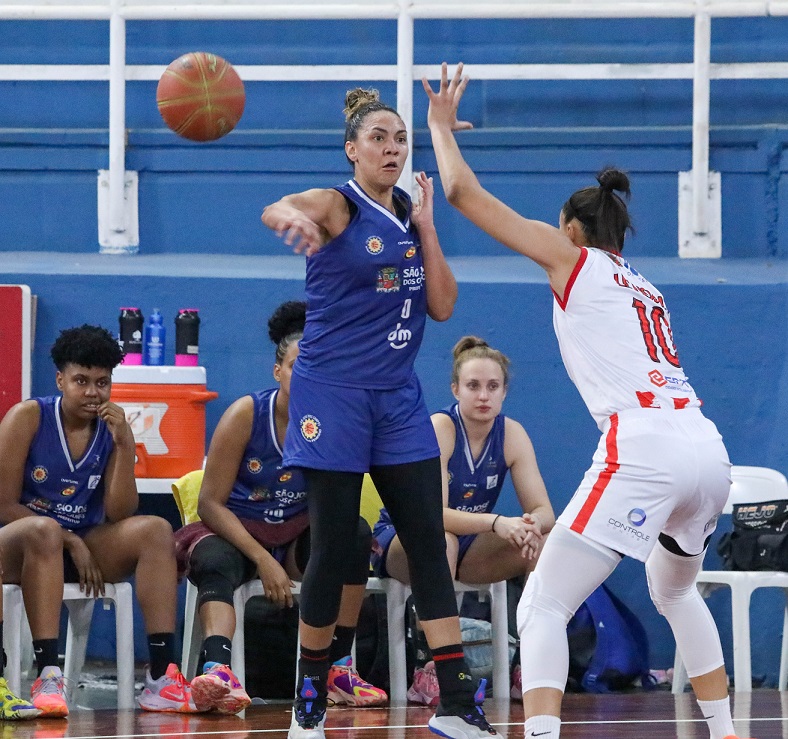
[
  {"x1": 268, "y1": 301, "x2": 307, "y2": 345},
  {"x1": 597, "y1": 168, "x2": 631, "y2": 198},
  {"x1": 452, "y1": 335, "x2": 489, "y2": 360}
]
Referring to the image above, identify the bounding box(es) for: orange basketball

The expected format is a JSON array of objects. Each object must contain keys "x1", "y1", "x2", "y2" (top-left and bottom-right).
[{"x1": 156, "y1": 52, "x2": 245, "y2": 142}]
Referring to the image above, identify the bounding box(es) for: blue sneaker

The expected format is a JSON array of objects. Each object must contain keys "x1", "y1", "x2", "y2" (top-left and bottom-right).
[
  {"x1": 428, "y1": 679, "x2": 501, "y2": 739},
  {"x1": 288, "y1": 678, "x2": 326, "y2": 739}
]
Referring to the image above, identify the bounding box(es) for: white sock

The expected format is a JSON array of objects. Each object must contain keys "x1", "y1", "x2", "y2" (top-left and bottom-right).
[
  {"x1": 697, "y1": 697, "x2": 735, "y2": 739},
  {"x1": 524, "y1": 715, "x2": 561, "y2": 738}
]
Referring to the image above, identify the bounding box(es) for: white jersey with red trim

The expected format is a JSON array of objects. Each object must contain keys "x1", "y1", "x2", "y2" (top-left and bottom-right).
[{"x1": 553, "y1": 247, "x2": 700, "y2": 429}]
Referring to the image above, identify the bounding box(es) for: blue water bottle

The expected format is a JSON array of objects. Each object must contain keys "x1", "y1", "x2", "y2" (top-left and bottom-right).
[{"x1": 144, "y1": 308, "x2": 166, "y2": 365}]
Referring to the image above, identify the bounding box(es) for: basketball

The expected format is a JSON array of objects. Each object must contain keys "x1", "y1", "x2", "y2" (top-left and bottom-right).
[{"x1": 156, "y1": 52, "x2": 245, "y2": 142}]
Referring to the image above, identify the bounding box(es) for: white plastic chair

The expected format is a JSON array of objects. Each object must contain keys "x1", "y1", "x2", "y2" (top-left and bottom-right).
[
  {"x1": 383, "y1": 578, "x2": 510, "y2": 702},
  {"x1": 2, "y1": 581, "x2": 136, "y2": 709},
  {"x1": 672, "y1": 465, "x2": 788, "y2": 693}
]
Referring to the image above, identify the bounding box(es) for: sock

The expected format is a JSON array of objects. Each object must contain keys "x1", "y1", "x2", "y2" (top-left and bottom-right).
[
  {"x1": 329, "y1": 625, "x2": 356, "y2": 665},
  {"x1": 297, "y1": 645, "x2": 331, "y2": 702},
  {"x1": 147, "y1": 632, "x2": 175, "y2": 681},
  {"x1": 0, "y1": 621, "x2": 4, "y2": 678},
  {"x1": 432, "y1": 644, "x2": 474, "y2": 706},
  {"x1": 414, "y1": 626, "x2": 432, "y2": 669},
  {"x1": 201, "y1": 634, "x2": 233, "y2": 671},
  {"x1": 697, "y1": 696, "x2": 735, "y2": 739},
  {"x1": 33, "y1": 638, "x2": 59, "y2": 676},
  {"x1": 525, "y1": 715, "x2": 561, "y2": 738}
]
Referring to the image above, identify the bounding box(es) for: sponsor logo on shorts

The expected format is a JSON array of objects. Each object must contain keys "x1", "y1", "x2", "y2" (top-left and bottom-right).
[
  {"x1": 704, "y1": 512, "x2": 721, "y2": 532},
  {"x1": 404, "y1": 245, "x2": 417, "y2": 259},
  {"x1": 61, "y1": 485, "x2": 76, "y2": 497},
  {"x1": 32, "y1": 466, "x2": 48, "y2": 483},
  {"x1": 608, "y1": 513, "x2": 651, "y2": 543},
  {"x1": 486, "y1": 474, "x2": 498, "y2": 490},
  {"x1": 366, "y1": 236, "x2": 384, "y2": 255},
  {"x1": 627, "y1": 508, "x2": 647, "y2": 527},
  {"x1": 300, "y1": 415, "x2": 322, "y2": 442},
  {"x1": 376, "y1": 267, "x2": 400, "y2": 293},
  {"x1": 247, "y1": 458, "x2": 263, "y2": 474},
  {"x1": 649, "y1": 370, "x2": 666, "y2": 387},
  {"x1": 279, "y1": 471, "x2": 293, "y2": 483}
]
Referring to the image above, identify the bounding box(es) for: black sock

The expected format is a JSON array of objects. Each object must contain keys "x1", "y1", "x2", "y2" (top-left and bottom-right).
[
  {"x1": 329, "y1": 625, "x2": 356, "y2": 664},
  {"x1": 297, "y1": 645, "x2": 331, "y2": 702},
  {"x1": 33, "y1": 639, "x2": 59, "y2": 676},
  {"x1": 201, "y1": 634, "x2": 233, "y2": 671},
  {"x1": 148, "y1": 632, "x2": 175, "y2": 681},
  {"x1": 432, "y1": 644, "x2": 474, "y2": 707}
]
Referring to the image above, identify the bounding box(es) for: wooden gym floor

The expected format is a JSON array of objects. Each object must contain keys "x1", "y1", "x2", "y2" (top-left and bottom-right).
[{"x1": 3, "y1": 690, "x2": 784, "y2": 739}]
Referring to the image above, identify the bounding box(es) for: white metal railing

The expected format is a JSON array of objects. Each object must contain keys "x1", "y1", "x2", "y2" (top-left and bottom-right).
[{"x1": 1, "y1": 0, "x2": 788, "y2": 256}]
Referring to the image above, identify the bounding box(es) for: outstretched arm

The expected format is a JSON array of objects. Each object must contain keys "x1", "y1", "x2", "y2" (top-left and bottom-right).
[{"x1": 423, "y1": 63, "x2": 582, "y2": 298}]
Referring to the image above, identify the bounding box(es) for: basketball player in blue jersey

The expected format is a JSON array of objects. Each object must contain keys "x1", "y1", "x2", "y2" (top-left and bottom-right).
[
  {"x1": 0, "y1": 325, "x2": 198, "y2": 717},
  {"x1": 177, "y1": 301, "x2": 387, "y2": 714},
  {"x1": 263, "y1": 88, "x2": 500, "y2": 739},
  {"x1": 373, "y1": 336, "x2": 554, "y2": 704},
  {"x1": 424, "y1": 63, "x2": 749, "y2": 739}
]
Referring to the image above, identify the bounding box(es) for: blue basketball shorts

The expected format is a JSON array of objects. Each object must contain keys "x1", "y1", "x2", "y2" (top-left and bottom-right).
[{"x1": 283, "y1": 371, "x2": 440, "y2": 472}]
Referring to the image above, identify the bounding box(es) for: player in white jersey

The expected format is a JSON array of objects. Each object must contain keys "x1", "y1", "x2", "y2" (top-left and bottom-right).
[{"x1": 423, "y1": 63, "x2": 748, "y2": 739}]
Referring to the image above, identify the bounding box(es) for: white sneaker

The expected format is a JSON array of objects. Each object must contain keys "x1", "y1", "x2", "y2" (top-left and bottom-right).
[{"x1": 288, "y1": 678, "x2": 327, "y2": 739}]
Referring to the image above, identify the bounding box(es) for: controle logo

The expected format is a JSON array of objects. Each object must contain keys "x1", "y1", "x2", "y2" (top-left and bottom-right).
[{"x1": 627, "y1": 508, "x2": 647, "y2": 527}]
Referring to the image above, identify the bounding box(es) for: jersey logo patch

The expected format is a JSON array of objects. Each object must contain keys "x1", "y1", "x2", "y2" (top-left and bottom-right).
[
  {"x1": 486, "y1": 474, "x2": 498, "y2": 490},
  {"x1": 404, "y1": 245, "x2": 416, "y2": 259},
  {"x1": 31, "y1": 466, "x2": 48, "y2": 483},
  {"x1": 87, "y1": 475, "x2": 101, "y2": 490},
  {"x1": 249, "y1": 488, "x2": 271, "y2": 501},
  {"x1": 61, "y1": 485, "x2": 76, "y2": 497},
  {"x1": 648, "y1": 370, "x2": 666, "y2": 387},
  {"x1": 247, "y1": 458, "x2": 263, "y2": 474},
  {"x1": 279, "y1": 471, "x2": 293, "y2": 483},
  {"x1": 377, "y1": 267, "x2": 400, "y2": 293},
  {"x1": 365, "y1": 235, "x2": 384, "y2": 255},
  {"x1": 300, "y1": 415, "x2": 322, "y2": 442}
]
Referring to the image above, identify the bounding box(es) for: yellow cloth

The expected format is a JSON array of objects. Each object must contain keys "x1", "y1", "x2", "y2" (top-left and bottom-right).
[
  {"x1": 171, "y1": 469, "x2": 204, "y2": 525},
  {"x1": 360, "y1": 473, "x2": 384, "y2": 528}
]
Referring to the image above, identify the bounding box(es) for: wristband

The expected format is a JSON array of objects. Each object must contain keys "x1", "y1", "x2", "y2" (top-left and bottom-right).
[{"x1": 491, "y1": 514, "x2": 501, "y2": 533}]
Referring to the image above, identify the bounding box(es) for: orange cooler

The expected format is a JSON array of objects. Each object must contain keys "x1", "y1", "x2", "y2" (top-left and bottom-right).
[{"x1": 111, "y1": 366, "x2": 218, "y2": 478}]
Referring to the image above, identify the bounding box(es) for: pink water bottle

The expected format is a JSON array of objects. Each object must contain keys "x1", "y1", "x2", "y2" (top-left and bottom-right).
[{"x1": 175, "y1": 309, "x2": 200, "y2": 366}]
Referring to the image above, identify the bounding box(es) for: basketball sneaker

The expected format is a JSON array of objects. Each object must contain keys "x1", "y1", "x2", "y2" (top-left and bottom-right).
[
  {"x1": 427, "y1": 678, "x2": 500, "y2": 739},
  {"x1": 137, "y1": 664, "x2": 200, "y2": 713},
  {"x1": 190, "y1": 662, "x2": 251, "y2": 714},
  {"x1": 326, "y1": 656, "x2": 387, "y2": 707},
  {"x1": 0, "y1": 677, "x2": 41, "y2": 719},
  {"x1": 407, "y1": 661, "x2": 440, "y2": 706},
  {"x1": 30, "y1": 666, "x2": 68, "y2": 718},
  {"x1": 288, "y1": 677, "x2": 327, "y2": 739}
]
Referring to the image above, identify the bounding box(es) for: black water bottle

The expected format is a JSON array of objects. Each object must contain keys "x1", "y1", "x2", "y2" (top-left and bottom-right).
[
  {"x1": 118, "y1": 307, "x2": 144, "y2": 365},
  {"x1": 175, "y1": 309, "x2": 200, "y2": 366}
]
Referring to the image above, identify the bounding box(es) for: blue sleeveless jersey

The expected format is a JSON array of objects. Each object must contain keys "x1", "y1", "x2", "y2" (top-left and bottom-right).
[
  {"x1": 20, "y1": 396, "x2": 114, "y2": 531},
  {"x1": 226, "y1": 388, "x2": 308, "y2": 523},
  {"x1": 295, "y1": 179, "x2": 427, "y2": 389},
  {"x1": 439, "y1": 404, "x2": 509, "y2": 514}
]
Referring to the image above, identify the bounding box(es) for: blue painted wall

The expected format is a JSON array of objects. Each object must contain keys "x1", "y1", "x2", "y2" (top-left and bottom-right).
[{"x1": 3, "y1": 13, "x2": 788, "y2": 686}]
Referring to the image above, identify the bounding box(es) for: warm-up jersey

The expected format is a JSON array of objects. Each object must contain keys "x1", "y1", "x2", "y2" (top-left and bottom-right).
[
  {"x1": 295, "y1": 179, "x2": 427, "y2": 389},
  {"x1": 226, "y1": 388, "x2": 308, "y2": 523},
  {"x1": 20, "y1": 395, "x2": 114, "y2": 531},
  {"x1": 438, "y1": 403, "x2": 509, "y2": 514},
  {"x1": 553, "y1": 247, "x2": 700, "y2": 428}
]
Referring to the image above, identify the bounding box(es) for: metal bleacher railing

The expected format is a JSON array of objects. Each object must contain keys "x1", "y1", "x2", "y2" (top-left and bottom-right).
[{"x1": 2, "y1": 0, "x2": 788, "y2": 257}]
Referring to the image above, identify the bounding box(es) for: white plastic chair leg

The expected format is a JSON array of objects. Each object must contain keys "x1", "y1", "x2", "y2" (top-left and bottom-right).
[
  {"x1": 63, "y1": 591, "x2": 96, "y2": 704},
  {"x1": 385, "y1": 579, "x2": 409, "y2": 703},
  {"x1": 181, "y1": 581, "x2": 202, "y2": 679},
  {"x1": 489, "y1": 581, "x2": 509, "y2": 700},
  {"x1": 730, "y1": 581, "x2": 753, "y2": 692},
  {"x1": 230, "y1": 586, "x2": 249, "y2": 689},
  {"x1": 779, "y1": 592, "x2": 788, "y2": 692},
  {"x1": 2, "y1": 585, "x2": 24, "y2": 695},
  {"x1": 111, "y1": 583, "x2": 136, "y2": 710}
]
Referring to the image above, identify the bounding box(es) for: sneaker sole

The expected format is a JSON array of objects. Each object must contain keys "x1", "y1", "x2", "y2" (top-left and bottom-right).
[
  {"x1": 33, "y1": 703, "x2": 69, "y2": 718},
  {"x1": 2, "y1": 707, "x2": 43, "y2": 720},
  {"x1": 214, "y1": 691, "x2": 252, "y2": 715},
  {"x1": 407, "y1": 689, "x2": 439, "y2": 707},
  {"x1": 191, "y1": 676, "x2": 230, "y2": 712}
]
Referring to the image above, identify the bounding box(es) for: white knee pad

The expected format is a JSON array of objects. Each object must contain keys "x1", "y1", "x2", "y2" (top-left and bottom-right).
[{"x1": 645, "y1": 541, "x2": 724, "y2": 678}]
